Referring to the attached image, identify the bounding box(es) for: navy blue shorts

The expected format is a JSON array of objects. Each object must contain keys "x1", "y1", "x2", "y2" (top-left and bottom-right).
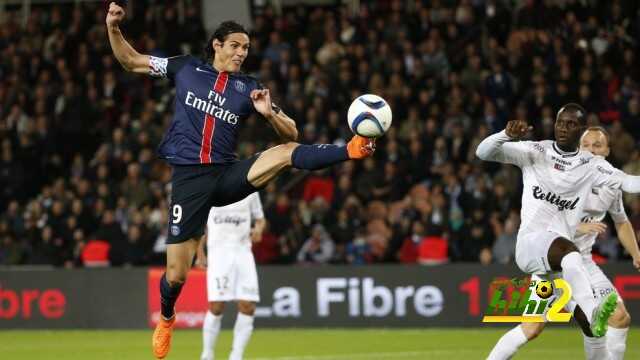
[{"x1": 166, "y1": 155, "x2": 259, "y2": 244}]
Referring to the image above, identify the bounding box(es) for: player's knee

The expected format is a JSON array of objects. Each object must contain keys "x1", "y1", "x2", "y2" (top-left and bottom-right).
[
  {"x1": 610, "y1": 306, "x2": 631, "y2": 328},
  {"x1": 165, "y1": 265, "x2": 188, "y2": 286},
  {"x1": 209, "y1": 302, "x2": 225, "y2": 316},
  {"x1": 277, "y1": 142, "x2": 299, "y2": 165},
  {"x1": 521, "y1": 323, "x2": 544, "y2": 341},
  {"x1": 553, "y1": 237, "x2": 579, "y2": 256},
  {"x1": 548, "y1": 237, "x2": 579, "y2": 270},
  {"x1": 238, "y1": 301, "x2": 256, "y2": 316}
]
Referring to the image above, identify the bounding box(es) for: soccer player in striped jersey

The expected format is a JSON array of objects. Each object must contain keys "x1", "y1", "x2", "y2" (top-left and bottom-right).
[
  {"x1": 106, "y1": 3, "x2": 375, "y2": 358},
  {"x1": 486, "y1": 127, "x2": 640, "y2": 359}
]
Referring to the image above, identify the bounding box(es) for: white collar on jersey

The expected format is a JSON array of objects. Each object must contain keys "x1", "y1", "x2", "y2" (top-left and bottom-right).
[{"x1": 552, "y1": 142, "x2": 579, "y2": 157}]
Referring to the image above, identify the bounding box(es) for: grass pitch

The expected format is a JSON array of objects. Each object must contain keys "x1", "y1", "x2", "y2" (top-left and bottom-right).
[{"x1": 1, "y1": 328, "x2": 638, "y2": 359}]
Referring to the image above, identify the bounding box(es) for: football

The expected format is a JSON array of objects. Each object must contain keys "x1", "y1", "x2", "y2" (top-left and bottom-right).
[
  {"x1": 347, "y1": 94, "x2": 392, "y2": 138},
  {"x1": 535, "y1": 280, "x2": 554, "y2": 299}
]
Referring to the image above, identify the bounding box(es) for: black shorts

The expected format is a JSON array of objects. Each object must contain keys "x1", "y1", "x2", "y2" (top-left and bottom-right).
[{"x1": 166, "y1": 156, "x2": 259, "y2": 244}]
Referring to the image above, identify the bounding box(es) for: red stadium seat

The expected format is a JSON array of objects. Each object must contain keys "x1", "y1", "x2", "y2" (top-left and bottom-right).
[
  {"x1": 302, "y1": 176, "x2": 335, "y2": 204},
  {"x1": 418, "y1": 236, "x2": 449, "y2": 265},
  {"x1": 592, "y1": 252, "x2": 607, "y2": 265},
  {"x1": 81, "y1": 239, "x2": 111, "y2": 267}
]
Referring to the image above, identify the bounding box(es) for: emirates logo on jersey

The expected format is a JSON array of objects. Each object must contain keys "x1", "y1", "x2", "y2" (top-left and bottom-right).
[
  {"x1": 532, "y1": 186, "x2": 580, "y2": 211},
  {"x1": 185, "y1": 91, "x2": 239, "y2": 125}
]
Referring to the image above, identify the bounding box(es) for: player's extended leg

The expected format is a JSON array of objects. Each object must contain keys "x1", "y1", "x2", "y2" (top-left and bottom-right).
[
  {"x1": 201, "y1": 302, "x2": 226, "y2": 360},
  {"x1": 606, "y1": 302, "x2": 631, "y2": 360},
  {"x1": 153, "y1": 239, "x2": 199, "y2": 359},
  {"x1": 486, "y1": 323, "x2": 545, "y2": 360},
  {"x1": 229, "y1": 300, "x2": 256, "y2": 360},
  {"x1": 247, "y1": 136, "x2": 374, "y2": 189},
  {"x1": 547, "y1": 238, "x2": 618, "y2": 337},
  {"x1": 569, "y1": 304, "x2": 610, "y2": 360}
]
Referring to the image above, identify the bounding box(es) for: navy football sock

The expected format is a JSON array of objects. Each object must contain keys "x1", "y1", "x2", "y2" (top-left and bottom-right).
[
  {"x1": 160, "y1": 273, "x2": 183, "y2": 319},
  {"x1": 291, "y1": 144, "x2": 349, "y2": 170}
]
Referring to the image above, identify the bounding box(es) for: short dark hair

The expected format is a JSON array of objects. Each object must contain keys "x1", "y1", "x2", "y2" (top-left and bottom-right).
[
  {"x1": 204, "y1": 21, "x2": 249, "y2": 60},
  {"x1": 556, "y1": 103, "x2": 587, "y2": 125}
]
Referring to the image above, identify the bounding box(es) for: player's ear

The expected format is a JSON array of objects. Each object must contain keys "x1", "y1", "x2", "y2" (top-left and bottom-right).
[{"x1": 213, "y1": 39, "x2": 223, "y2": 50}]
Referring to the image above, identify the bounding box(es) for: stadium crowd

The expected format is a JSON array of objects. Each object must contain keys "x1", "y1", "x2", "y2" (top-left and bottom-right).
[{"x1": 2, "y1": 0, "x2": 640, "y2": 267}]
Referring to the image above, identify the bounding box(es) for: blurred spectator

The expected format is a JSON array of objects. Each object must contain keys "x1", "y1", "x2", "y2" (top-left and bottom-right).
[
  {"x1": 297, "y1": 224, "x2": 334, "y2": 264},
  {"x1": 492, "y1": 211, "x2": 519, "y2": 265},
  {"x1": 253, "y1": 222, "x2": 280, "y2": 264}
]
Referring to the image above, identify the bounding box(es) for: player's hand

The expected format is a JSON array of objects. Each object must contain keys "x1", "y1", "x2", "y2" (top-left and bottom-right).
[
  {"x1": 576, "y1": 222, "x2": 607, "y2": 236},
  {"x1": 250, "y1": 89, "x2": 274, "y2": 118},
  {"x1": 106, "y1": 2, "x2": 125, "y2": 28},
  {"x1": 632, "y1": 256, "x2": 640, "y2": 271},
  {"x1": 250, "y1": 229, "x2": 262, "y2": 243},
  {"x1": 505, "y1": 120, "x2": 533, "y2": 140},
  {"x1": 195, "y1": 247, "x2": 207, "y2": 269},
  {"x1": 195, "y1": 254, "x2": 207, "y2": 269}
]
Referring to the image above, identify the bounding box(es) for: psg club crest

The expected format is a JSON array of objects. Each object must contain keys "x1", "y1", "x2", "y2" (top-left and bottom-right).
[
  {"x1": 171, "y1": 225, "x2": 180, "y2": 236},
  {"x1": 234, "y1": 80, "x2": 246, "y2": 93}
]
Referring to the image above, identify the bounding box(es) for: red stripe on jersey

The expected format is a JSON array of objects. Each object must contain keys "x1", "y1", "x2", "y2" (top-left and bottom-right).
[
  {"x1": 199, "y1": 114, "x2": 215, "y2": 163},
  {"x1": 214, "y1": 71, "x2": 228, "y2": 93},
  {"x1": 200, "y1": 72, "x2": 227, "y2": 163}
]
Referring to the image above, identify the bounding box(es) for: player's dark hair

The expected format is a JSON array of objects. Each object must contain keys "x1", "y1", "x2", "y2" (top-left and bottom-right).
[
  {"x1": 556, "y1": 103, "x2": 587, "y2": 125},
  {"x1": 583, "y1": 126, "x2": 610, "y2": 145},
  {"x1": 204, "y1": 21, "x2": 249, "y2": 61}
]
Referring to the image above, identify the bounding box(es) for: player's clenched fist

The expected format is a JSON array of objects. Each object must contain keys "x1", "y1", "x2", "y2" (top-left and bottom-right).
[
  {"x1": 505, "y1": 120, "x2": 533, "y2": 140},
  {"x1": 106, "y1": 2, "x2": 125, "y2": 28}
]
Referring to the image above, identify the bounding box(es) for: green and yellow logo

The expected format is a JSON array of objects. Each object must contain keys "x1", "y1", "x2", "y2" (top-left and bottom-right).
[{"x1": 482, "y1": 277, "x2": 572, "y2": 323}]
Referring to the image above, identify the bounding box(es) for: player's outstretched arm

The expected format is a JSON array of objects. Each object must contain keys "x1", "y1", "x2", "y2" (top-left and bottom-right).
[
  {"x1": 106, "y1": 2, "x2": 150, "y2": 74},
  {"x1": 614, "y1": 221, "x2": 640, "y2": 270},
  {"x1": 251, "y1": 89, "x2": 298, "y2": 142},
  {"x1": 475, "y1": 120, "x2": 533, "y2": 165},
  {"x1": 618, "y1": 172, "x2": 640, "y2": 193}
]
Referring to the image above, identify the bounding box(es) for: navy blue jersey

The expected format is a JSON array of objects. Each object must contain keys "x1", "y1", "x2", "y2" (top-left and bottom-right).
[{"x1": 150, "y1": 55, "x2": 261, "y2": 165}]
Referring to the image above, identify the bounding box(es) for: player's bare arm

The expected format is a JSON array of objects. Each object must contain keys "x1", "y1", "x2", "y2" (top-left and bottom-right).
[
  {"x1": 614, "y1": 221, "x2": 640, "y2": 270},
  {"x1": 250, "y1": 218, "x2": 266, "y2": 243},
  {"x1": 250, "y1": 89, "x2": 298, "y2": 142},
  {"x1": 195, "y1": 234, "x2": 207, "y2": 268},
  {"x1": 106, "y1": 2, "x2": 150, "y2": 74}
]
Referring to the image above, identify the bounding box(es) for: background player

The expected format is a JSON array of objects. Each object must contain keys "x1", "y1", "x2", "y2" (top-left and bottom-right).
[
  {"x1": 197, "y1": 192, "x2": 264, "y2": 360},
  {"x1": 476, "y1": 103, "x2": 640, "y2": 343},
  {"x1": 105, "y1": 2, "x2": 375, "y2": 358},
  {"x1": 487, "y1": 127, "x2": 640, "y2": 360}
]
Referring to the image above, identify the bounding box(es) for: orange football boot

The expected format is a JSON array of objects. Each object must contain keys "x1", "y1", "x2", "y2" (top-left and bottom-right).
[
  {"x1": 152, "y1": 316, "x2": 175, "y2": 359},
  {"x1": 347, "y1": 135, "x2": 376, "y2": 159}
]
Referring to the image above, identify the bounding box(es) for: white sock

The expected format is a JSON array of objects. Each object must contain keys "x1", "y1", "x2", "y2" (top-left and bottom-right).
[
  {"x1": 201, "y1": 311, "x2": 223, "y2": 360},
  {"x1": 229, "y1": 313, "x2": 254, "y2": 360},
  {"x1": 561, "y1": 252, "x2": 597, "y2": 323},
  {"x1": 487, "y1": 325, "x2": 528, "y2": 360},
  {"x1": 606, "y1": 326, "x2": 628, "y2": 360},
  {"x1": 583, "y1": 334, "x2": 609, "y2": 360}
]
